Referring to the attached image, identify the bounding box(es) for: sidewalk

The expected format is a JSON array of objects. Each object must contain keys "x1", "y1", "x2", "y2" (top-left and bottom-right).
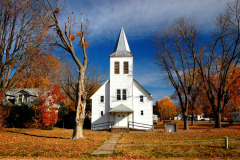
[{"x1": 91, "y1": 134, "x2": 121, "y2": 155}]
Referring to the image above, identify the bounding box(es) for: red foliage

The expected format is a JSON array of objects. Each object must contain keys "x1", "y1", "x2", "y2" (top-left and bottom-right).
[{"x1": 37, "y1": 83, "x2": 66, "y2": 128}]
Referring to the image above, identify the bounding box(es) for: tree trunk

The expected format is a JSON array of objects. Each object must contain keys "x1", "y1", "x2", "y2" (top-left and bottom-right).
[
  {"x1": 71, "y1": 70, "x2": 86, "y2": 139},
  {"x1": 71, "y1": 115, "x2": 84, "y2": 139},
  {"x1": 183, "y1": 113, "x2": 189, "y2": 130},
  {"x1": 214, "y1": 112, "x2": 222, "y2": 128}
]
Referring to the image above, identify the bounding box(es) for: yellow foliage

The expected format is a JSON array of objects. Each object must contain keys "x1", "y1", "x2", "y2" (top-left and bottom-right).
[{"x1": 157, "y1": 97, "x2": 176, "y2": 119}]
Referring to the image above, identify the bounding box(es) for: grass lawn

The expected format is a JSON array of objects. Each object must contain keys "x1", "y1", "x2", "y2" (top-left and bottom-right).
[
  {"x1": 113, "y1": 122, "x2": 240, "y2": 159},
  {"x1": 0, "y1": 128, "x2": 111, "y2": 159},
  {"x1": 1, "y1": 122, "x2": 240, "y2": 159}
]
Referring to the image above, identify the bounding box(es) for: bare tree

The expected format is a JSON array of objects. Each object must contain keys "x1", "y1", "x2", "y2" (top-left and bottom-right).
[
  {"x1": 153, "y1": 17, "x2": 199, "y2": 130},
  {"x1": 194, "y1": 0, "x2": 240, "y2": 128},
  {"x1": 154, "y1": 0, "x2": 240, "y2": 129},
  {"x1": 39, "y1": 0, "x2": 89, "y2": 139},
  {"x1": 60, "y1": 60, "x2": 106, "y2": 116},
  {"x1": 0, "y1": 0, "x2": 50, "y2": 100}
]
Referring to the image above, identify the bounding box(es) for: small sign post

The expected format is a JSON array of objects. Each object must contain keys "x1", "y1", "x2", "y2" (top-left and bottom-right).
[{"x1": 225, "y1": 136, "x2": 228, "y2": 150}]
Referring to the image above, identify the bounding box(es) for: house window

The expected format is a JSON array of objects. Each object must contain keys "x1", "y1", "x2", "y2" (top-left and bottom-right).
[
  {"x1": 101, "y1": 111, "x2": 104, "y2": 116},
  {"x1": 140, "y1": 95, "x2": 144, "y2": 102},
  {"x1": 124, "y1": 61, "x2": 128, "y2": 74},
  {"x1": 141, "y1": 110, "x2": 144, "y2": 115},
  {"x1": 122, "y1": 89, "x2": 127, "y2": 100},
  {"x1": 117, "y1": 89, "x2": 121, "y2": 100},
  {"x1": 23, "y1": 95, "x2": 27, "y2": 103},
  {"x1": 114, "y1": 61, "x2": 119, "y2": 74},
  {"x1": 18, "y1": 95, "x2": 22, "y2": 104},
  {"x1": 100, "y1": 96, "x2": 104, "y2": 102},
  {"x1": 117, "y1": 89, "x2": 127, "y2": 100},
  {"x1": 18, "y1": 94, "x2": 28, "y2": 104}
]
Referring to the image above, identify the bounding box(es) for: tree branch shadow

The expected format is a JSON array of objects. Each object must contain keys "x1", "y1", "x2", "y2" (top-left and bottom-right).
[{"x1": 6, "y1": 130, "x2": 69, "y2": 139}]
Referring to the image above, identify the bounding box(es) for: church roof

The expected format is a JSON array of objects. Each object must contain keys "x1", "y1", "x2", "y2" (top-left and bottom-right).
[
  {"x1": 109, "y1": 104, "x2": 133, "y2": 113},
  {"x1": 133, "y1": 79, "x2": 154, "y2": 99},
  {"x1": 110, "y1": 27, "x2": 133, "y2": 57}
]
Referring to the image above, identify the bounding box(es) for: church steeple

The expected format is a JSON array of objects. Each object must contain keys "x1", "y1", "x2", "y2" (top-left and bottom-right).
[{"x1": 110, "y1": 27, "x2": 133, "y2": 57}]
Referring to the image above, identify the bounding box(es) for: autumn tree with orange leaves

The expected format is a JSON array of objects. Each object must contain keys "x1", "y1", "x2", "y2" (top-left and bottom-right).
[
  {"x1": 156, "y1": 97, "x2": 176, "y2": 120},
  {"x1": 227, "y1": 65, "x2": 240, "y2": 111},
  {"x1": 0, "y1": 0, "x2": 53, "y2": 128},
  {"x1": 39, "y1": 0, "x2": 89, "y2": 139},
  {"x1": 15, "y1": 53, "x2": 61, "y2": 89},
  {"x1": 0, "y1": 0, "x2": 52, "y2": 98}
]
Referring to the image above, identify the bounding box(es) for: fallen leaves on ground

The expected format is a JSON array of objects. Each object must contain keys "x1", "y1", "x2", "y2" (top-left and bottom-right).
[
  {"x1": 115, "y1": 123, "x2": 240, "y2": 159},
  {"x1": 0, "y1": 128, "x2": 110, "y2": 158}
]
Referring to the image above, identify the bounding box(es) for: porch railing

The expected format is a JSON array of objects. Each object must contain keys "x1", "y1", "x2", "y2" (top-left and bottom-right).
[
  {"x1": 91, "y1": 121, "x2": 114, "y2": 130},
  {"x1": 128, "y1": 121, "x2": 153, "y2": 130},
  {"x1": 92, "y1": 121, "x2": 153, "y2": 130}
]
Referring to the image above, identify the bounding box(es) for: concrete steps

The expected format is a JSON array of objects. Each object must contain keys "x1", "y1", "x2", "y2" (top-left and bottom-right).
[{"x1": 111, "y1": 127, "x2": 129, "y2": 133}]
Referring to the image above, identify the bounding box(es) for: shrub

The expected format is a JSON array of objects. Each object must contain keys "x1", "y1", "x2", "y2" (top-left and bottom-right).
[
  {"x1": 6, "y1": 104, "x2": 35, "y2": 128},
  {"x1": 42, "y1": 125, "x2": 53, "y2": 130}
]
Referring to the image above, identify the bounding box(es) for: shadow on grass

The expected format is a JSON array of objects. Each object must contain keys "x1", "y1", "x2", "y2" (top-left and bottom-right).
[{"x1": 5, "y1": 130, "x2": 69, "y2": 139}]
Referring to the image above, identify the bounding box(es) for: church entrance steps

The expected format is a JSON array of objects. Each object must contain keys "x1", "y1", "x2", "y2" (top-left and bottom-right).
[
  {"x1": 92, "y1": 128, "x2": 111, "y2": 131},
  {"x1": 111, "y1": 127, "x2": 129, "y2": 133}
]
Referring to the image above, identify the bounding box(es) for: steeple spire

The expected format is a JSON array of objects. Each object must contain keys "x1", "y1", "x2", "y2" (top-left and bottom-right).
[
  {"x1": 110, "y1": 27, "x2": 133, "y2": 57},
  {"x1": 114, "y1": 27, "x2": 131, "y2": 52}
]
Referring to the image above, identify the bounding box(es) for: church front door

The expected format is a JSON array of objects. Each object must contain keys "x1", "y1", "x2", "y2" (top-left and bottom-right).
[{"x1": 114, "y1": 113, "x2": 128, "y2": 127}]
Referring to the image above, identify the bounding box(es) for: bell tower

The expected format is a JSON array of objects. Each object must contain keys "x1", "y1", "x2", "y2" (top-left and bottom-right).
[{"x1": 109, "y1": 27, "x2": 133, "y2": 110}]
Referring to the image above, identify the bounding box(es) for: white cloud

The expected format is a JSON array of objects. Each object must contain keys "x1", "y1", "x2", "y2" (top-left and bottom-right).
[
  {"x1": 55, "y1": 0, "x2": 232, "y2": 102},
  {"x1": 61, "y1": 0, "x2": 230, "y2": 41}
]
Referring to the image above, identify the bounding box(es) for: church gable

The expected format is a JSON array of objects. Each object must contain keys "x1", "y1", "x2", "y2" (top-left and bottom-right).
[
  {"x1": 133, "y1": 79, "x2": 153, "y2": 100},
  {"x1": 90, "y1": 80, "x2": 110, "y2": 100}
]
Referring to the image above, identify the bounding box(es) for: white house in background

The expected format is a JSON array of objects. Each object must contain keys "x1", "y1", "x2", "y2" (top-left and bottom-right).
[
  {"x1": 91, "y1": 27, "x2": 153, "y2": 130},
  {"x1": 230, "y1": 111, "x2": 240, "y2": 122},
  {"x1": 4, "y1": 88, "x2": 62, "y2": 109},
  {"x1": 5, "y1": 88, "x2": 39, "y2": 105}
]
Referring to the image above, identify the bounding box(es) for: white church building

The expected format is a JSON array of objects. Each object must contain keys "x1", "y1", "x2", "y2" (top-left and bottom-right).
[{"x1": 91, "y1": 28, "x2": 153, "y2": 130}]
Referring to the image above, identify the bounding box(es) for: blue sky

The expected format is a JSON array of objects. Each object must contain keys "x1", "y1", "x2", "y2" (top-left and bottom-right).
[{"x1": 57, "y1": 0, "x2": 232, "y2": 102}]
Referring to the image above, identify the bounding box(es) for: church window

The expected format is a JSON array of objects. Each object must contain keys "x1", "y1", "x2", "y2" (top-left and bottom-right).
[
  {"x1": 122, "y1": 89, "x2": 127, "y2": 100},
  {"x1": 117, "y1": 89, "x2": 121, "y2": 100},
  {"x1": 114, "y1": 61, "x2": 119, "y2": 74},
  {"x1": 141, "y1": 110, "x2": 144, "y2": 115},
  {"x1": 117, "y1": 89, "x2": 127, "y2": 100},
  {"x1": 124, "y1": 61, "x2": 128, "y2": 74},
  {"x1": 140, "y1": 95, "x2": 144, "y2": 102},
  {"x1": 100, "y1": 96, "x2": 104, "y2": 102},
  {"x1": 101, "y1": 111, "x2": 104, "y2": 116}
]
